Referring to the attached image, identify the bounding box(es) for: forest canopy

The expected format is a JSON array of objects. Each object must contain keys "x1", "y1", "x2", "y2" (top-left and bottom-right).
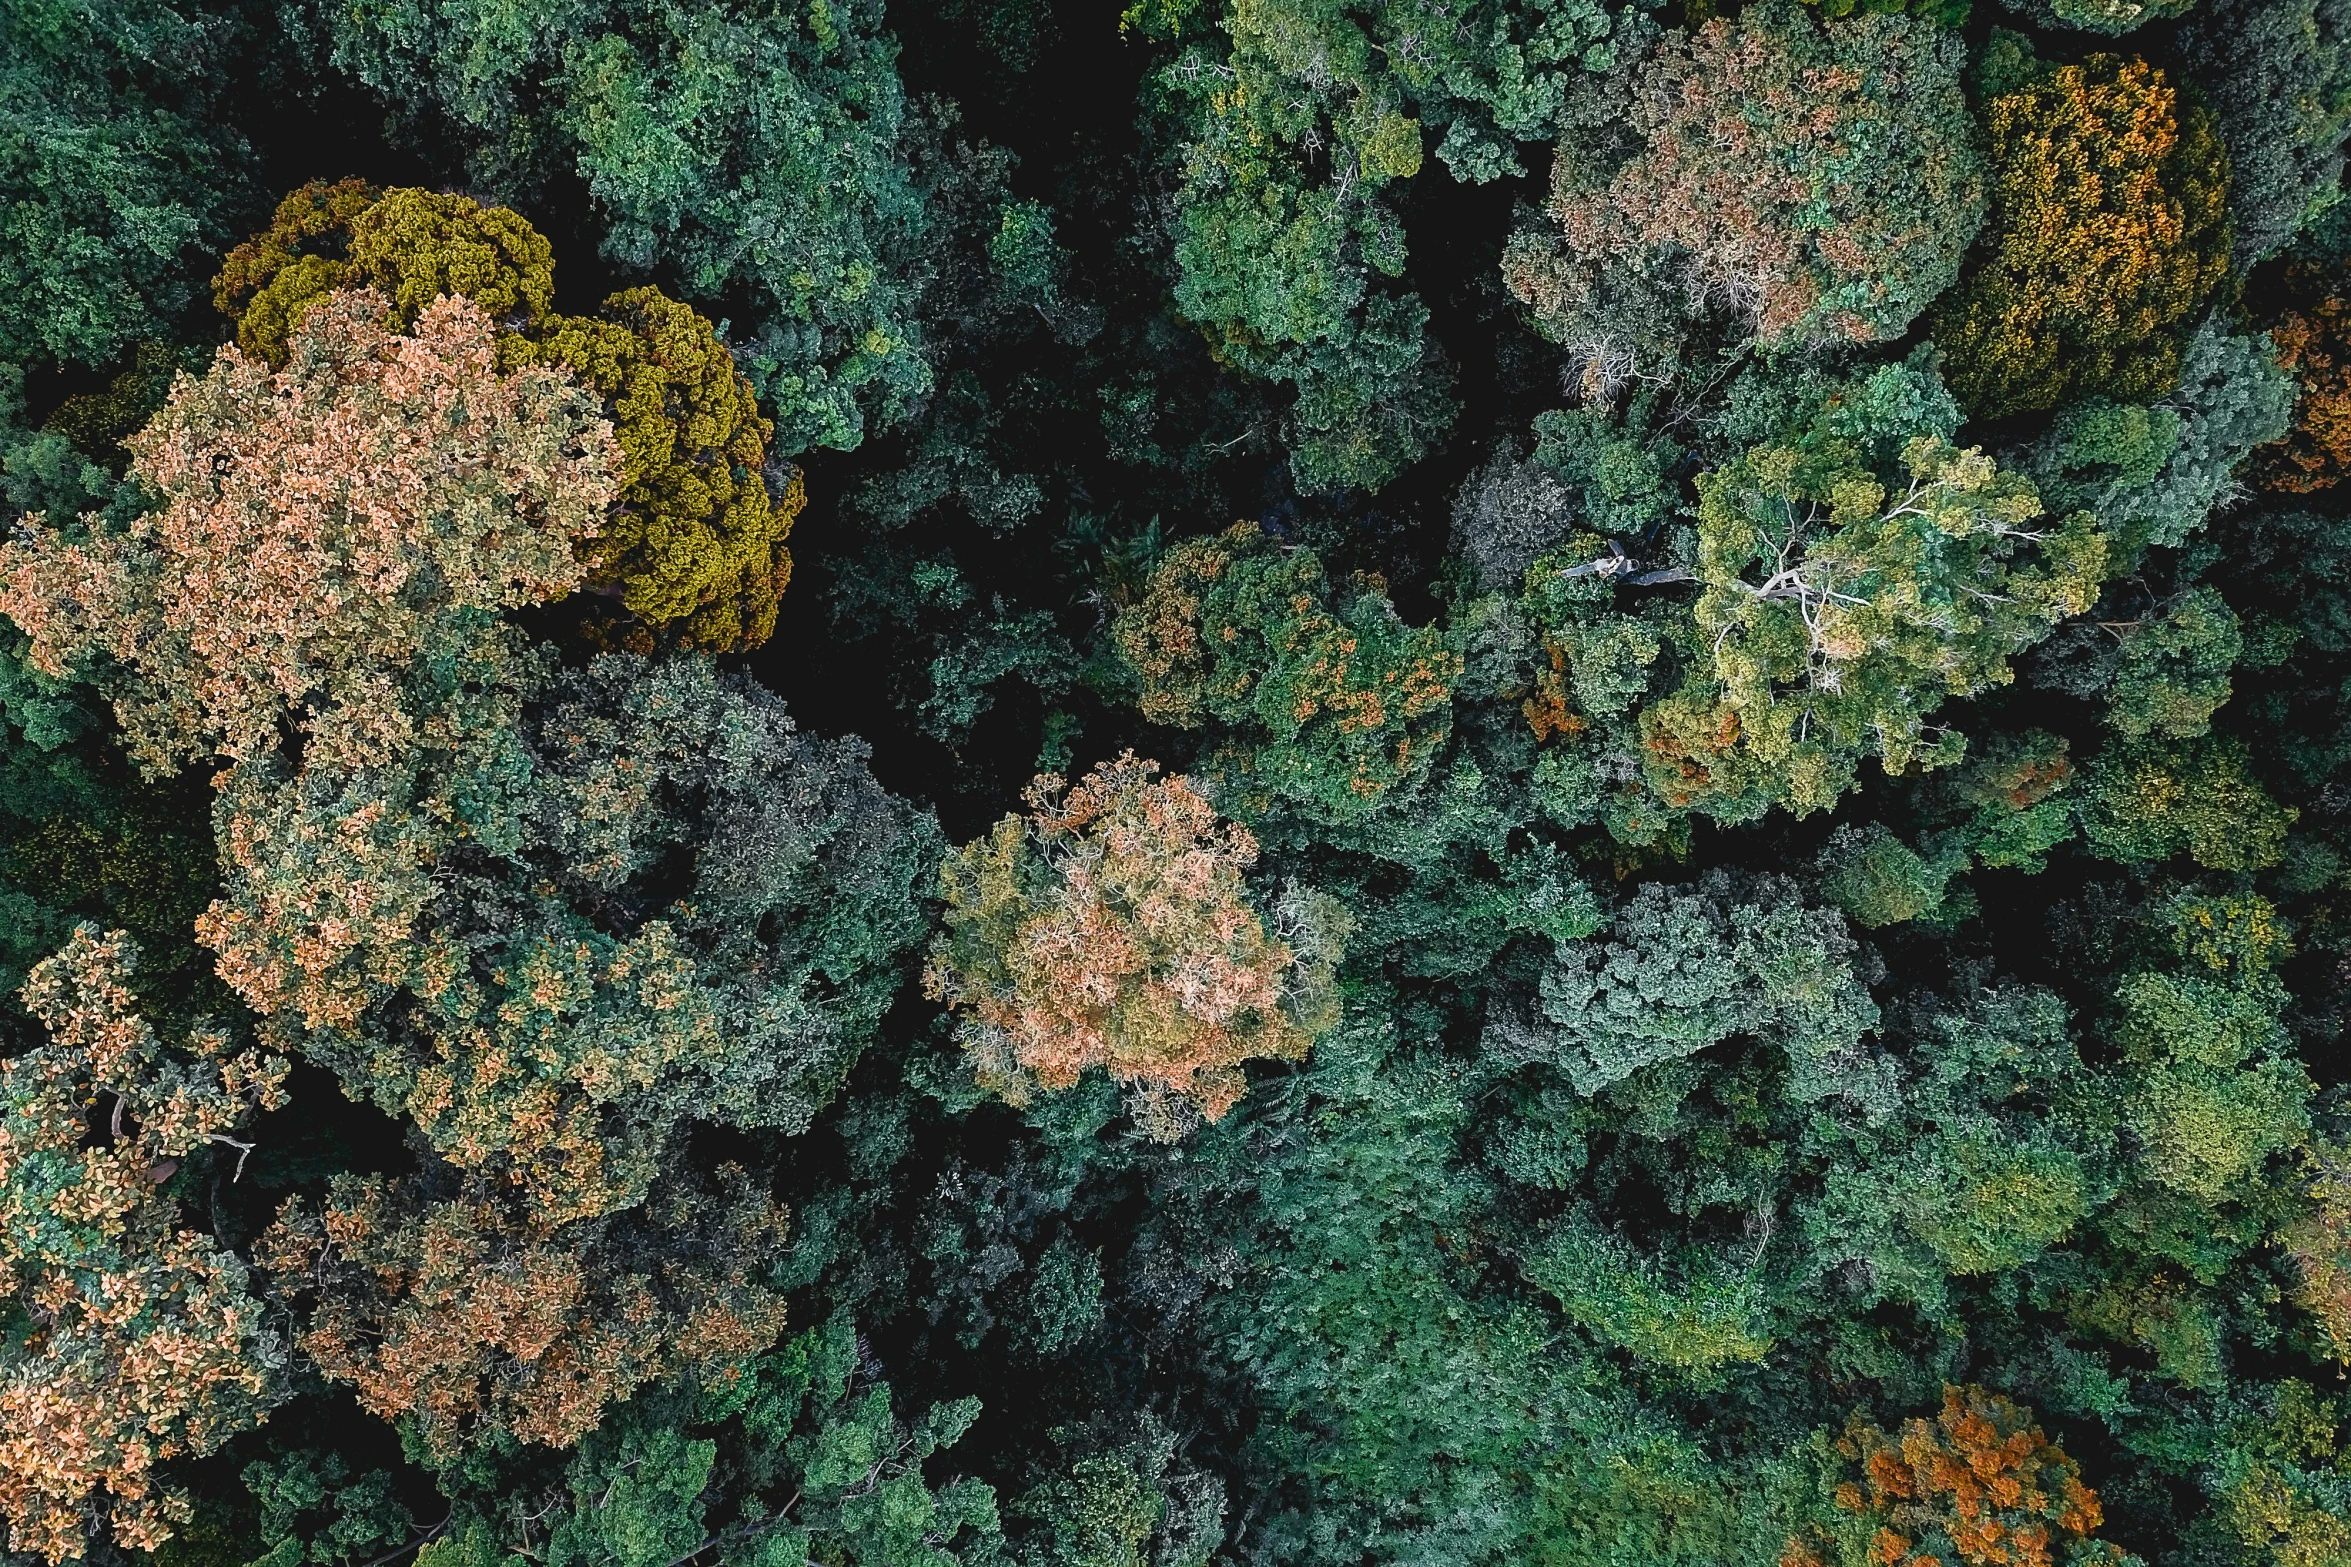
[{"x1": 3, "y1": 0, "x2": 2351, "y2": 1564}]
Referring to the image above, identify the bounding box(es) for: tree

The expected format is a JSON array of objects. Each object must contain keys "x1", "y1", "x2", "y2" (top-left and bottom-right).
[
  {"x1": 0, "y1": 0, "x2": 257, "y2": 367},
  {"x1": 1933, "y1": 45, "x2": 2232, "y2": 419},
  {"x1": 1997, "y1": 0, "x2": 2193, "y2": 34},
  {"x1": 326, "y1": 0, "x2": 932, "y2": 457},
  {"x1": 0, "y1": 926, "x2": 289, "y2": 1562},
  {"x1": 2172, "y1": 0, "x2": 2351, "y2": 265},
  {"x1": 0, "y1": 287, "x2": 614, "y2": 775},
  {"x1": 1523, "y1": 870, "x2": 1880, "y2": 1099},
  {"x1": 2076, "y1": 735, "x2": 2297, "y2": 870},
  {"x1": 1650, "y1": 364, "x2": 2106, "y2": 819},
  {"x1": 1113, "y1": 521, "x2": 1463, "y2": 824},
  {"x1": 255, "y1": 1167, "x2": 790, "y2": 1461},
  {"x1": 2257, "y1": 268, "x2": 2351, "y2": 494},
  {"x1": 2102, "y1": 585, "x2": 2243, "y2": 741},
  {"x1": 214, "y1": 184, "x2": 555, "y2": 365},
  {"x1": 3, "y1": 293, "x2": 935, "y2": 1224},
  {"x1": 1783, "y1": 1386, "x2": 2131, "y2": 1567},
  {"x1": 2110, "y1": 894, "x2": 2309, "y2": 1204},
  {"x1": 204, "y1": 649, "x2": 938, "y2": 1225},
  {"x1": 1138, "y1": 0, "x2": 1643, "y2": 489},
  {"x1": 529, "y1": 288, "x2": 803, "y2": 653},
  {"x1": 1505, "y1": 4, "x2": 1982, "y2": 380},
  {"x1": 215, "y1": 185, "x2": 808, "y2": 649},
  {"x1": 926, "y1": 754, "x2": 1346, "y2": 1136},
  {"x1": 2024, "y1": 317, "x2": 2295, "y2": 561}
]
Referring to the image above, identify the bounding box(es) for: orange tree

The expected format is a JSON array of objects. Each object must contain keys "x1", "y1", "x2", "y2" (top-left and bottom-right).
[
  {"x1": 926, "y1": 753, "x2": 1347, "y2": 1139},
  {"x1": 2257, "y1": 266, "x2": 2351, "y2": 493},
  {"x1": 1505, "y1": 2, "x2": 1982, "y2": 382},
  {"x1": 1932, "y1": 47, "x2": 2230, "y2": 419},
  {"x1": 1783, "y1": 1386, "x2": 2131, "y2": 1567}
]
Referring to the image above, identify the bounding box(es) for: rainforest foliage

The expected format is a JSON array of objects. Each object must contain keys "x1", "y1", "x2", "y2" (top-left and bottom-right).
[{"x1": 3, "y1": 0, "x2": 2351, "y2": 1563}]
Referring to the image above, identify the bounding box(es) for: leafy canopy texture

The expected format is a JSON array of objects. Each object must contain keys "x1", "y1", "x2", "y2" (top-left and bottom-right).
[
  {"x1": 927, "y1": 754, "x2": 1346, "y2": 1138},
  {"x1": 1505, "y1": 2, "x2": 1982, "y2": 385},
  {"x1": 2257, "y1": 266, "x2": 2351, "y2": 494},
  {"x1": 0, "y1": 288, "x2": 610, "y2": 776},
  {"x1": 213, "y1": 185, "x2": 805, "y2": 651},
  {"x1": 214, "y1": 183, "x2": 555, "y2": 365},
  {"x1": 11, "y1": 1, "x2": 2351, "y2": 1562},
  {"x1": 1139, "y1": 0, "x2": 1642, "y2": 488},
  {"x1": 1651, "y1": 367, "x2": 2107, "y2": 819},
  {"x1": 1932, "y1": 44, "x2": 2232, "y2": 419},
  {"x1": 1783, "y1": 1386, "x2": 2126, "y2": 1567},
  {"x1": 529, "y1": 288, "x2": 802, "y2": 653},
  {"x1": 1113, "y1": 520, "x2": 1463, "y2": 824},
  {"x1": 325, "y1": 0, "x2": 931, "y2": 456},
  {"x1": 254, "y1": 1166, "x2": 792, "y2": 1462},
  {"x1": 0, "y1": 926, "x2": 288, "y2": 1563},
  {"x1": 0, "y1": 0, "x2": 253, "y2": 367}
]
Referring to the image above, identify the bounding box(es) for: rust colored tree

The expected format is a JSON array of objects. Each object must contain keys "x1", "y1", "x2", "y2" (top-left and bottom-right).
[
  {"x1": 255, "y1": 1166, "x2": 788, "y2": 1460},
  {"x1": 926, "y1": 754, "x2": 1346, "y2": 1139},
  {"x1": 0, "y1": 927, "x2": 290, "y2": 1562},
  {"x1": 2258, "y1": 268, "x2": 2351, "y2": 493},
  {"x1": 1504, "y1": 3, "x2": 1982, "y2": 386},
  {"x1": 1784, "y1": 1386, "x2": 2130, "y2": 1567}
]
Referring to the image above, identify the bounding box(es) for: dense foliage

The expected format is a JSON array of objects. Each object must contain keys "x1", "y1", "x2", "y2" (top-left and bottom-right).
[{"x1": 5, "y1": 1, "x2": 2351, "y2": 1564}]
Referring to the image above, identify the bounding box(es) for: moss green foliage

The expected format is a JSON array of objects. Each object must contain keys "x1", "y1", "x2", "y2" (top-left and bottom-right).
[
  {"x1": 1114, "y1": 521, "x2": 1464, "y2": 823},
  {"x1": 1137, "y1": 0, "x2": 1639, "y2": 489},
  {"x1": 0, "y1": 0, "x2": 258, "y2": 368},
  {"x1": 532, "y1": 289, "x2": 803, "y2": 653},
  {"x1": 10, "y1": 1, "x2": 2351, "y2": 1563},
  {"x1": 216, "y1": 183, "x2": 555, "y2": 363},
  {"x1": 328, "y1": 0, "x2": 930, "y2": 456}
]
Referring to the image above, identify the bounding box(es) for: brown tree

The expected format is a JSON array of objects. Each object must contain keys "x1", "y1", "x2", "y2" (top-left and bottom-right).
[
  {"x1": 0, "y1": 287, "x2": 616, "y2": 776},
  {"x1": 0, "y1": 927, "x2": 289, "y2": 1562},
  {"x1": 926, "y1": 754, "x2": 1347, "y2": 1138}
]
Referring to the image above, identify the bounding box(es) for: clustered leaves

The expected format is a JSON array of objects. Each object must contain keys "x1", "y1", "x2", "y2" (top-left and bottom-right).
[
  {"x1": 1933, "y1": 45, "x2": 2232, "y2": 418},
  {"x1": 1785, "y1": 1386, "x2": 2124, "y2": 1567},
  {"x1": 1506, "y1": 2, "x2": 1983, "y2": 387},
  {"x1": 1114, "y1": 520, "x2": 1463, "y2": 822},
  {"x1": 5, "y1": 1, "x2": 2351, "y2": 1564},
  {"x1": 927, "y1": 754, "x2": 1345, "y2": 1137},
  {"x1": 0, "y1": 926, "x2": 288, "y2": 1562},
  {"x1": 212, "y1": 184, "x2": 803, "y2": 651}
]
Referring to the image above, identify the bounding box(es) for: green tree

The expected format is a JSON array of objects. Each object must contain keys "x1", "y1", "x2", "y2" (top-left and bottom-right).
[
  {"x1": 0, "y1": 0, "x2": 257, "y2": 367},
  {"x1": 1504, "y1": 3, "x2": 1982, "y2": 385},
  {"x1": 327, "y1": 0, "x2": 932, "y2": 455},
  {"x1": 2173, "y1": 0, "x2": 2351, "y2": 265},
  {"x1": 1651, "y1": 364, "x2": 2106, "y2": 819},
  {"x1": 1138, "y1": 0, "x2": 1639, "y2": 489},
  {"x1": 1114, "y1": 521, "x2": 1463, "y2": 824}
]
